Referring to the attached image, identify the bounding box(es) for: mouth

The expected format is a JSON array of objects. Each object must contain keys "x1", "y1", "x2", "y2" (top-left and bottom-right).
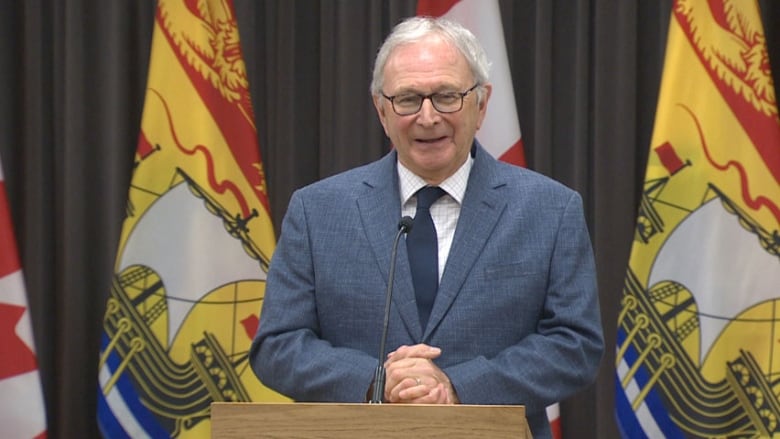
[{"x1": 415, "y1": 135, "x2": 448, "y2": 145}]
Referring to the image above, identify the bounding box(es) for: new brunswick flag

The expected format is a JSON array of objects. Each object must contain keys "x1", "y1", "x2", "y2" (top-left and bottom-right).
[
  {"x1": 97, "y1": 1, "x2": 285, "y2": 437},
  {"x1": 615, "y1": 0, "x2": 780, "y2": 437}
]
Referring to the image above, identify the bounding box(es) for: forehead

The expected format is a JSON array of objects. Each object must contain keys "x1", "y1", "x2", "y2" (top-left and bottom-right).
[{"x1": 382, "y1": 35, "x2": 472, "y2": 92}]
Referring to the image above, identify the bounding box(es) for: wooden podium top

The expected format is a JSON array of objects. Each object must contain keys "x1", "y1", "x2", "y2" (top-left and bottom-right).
[{"x1": 211, "y1": 402, "x2": 531, "y2": 438}]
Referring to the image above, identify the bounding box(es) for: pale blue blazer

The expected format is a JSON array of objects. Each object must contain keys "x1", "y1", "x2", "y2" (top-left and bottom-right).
[{"x1": 251, "y1": 142, "x2": 604, "y2": 438}]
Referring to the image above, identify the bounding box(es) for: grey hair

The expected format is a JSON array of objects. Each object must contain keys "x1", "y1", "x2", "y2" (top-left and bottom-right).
[{"x1": 370, "y1": 16, "x2": 490, "y2": 102}]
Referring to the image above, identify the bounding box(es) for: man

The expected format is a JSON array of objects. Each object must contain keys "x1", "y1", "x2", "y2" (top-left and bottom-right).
[{"x1": 250, "y1": 16, "x2": 603, "y2": 438}]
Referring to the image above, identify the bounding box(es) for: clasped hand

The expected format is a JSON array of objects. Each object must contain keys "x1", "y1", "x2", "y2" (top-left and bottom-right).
[{"x1": 383, "y1": 344, "x2": 459, "y2": 404}]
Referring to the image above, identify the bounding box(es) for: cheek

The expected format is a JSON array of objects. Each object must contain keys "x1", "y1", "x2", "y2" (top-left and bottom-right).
[
  {"x1": 461, "y1": 113, "x2": 481, "y2": 134},
  {"x1": 385, "y1": 118, "x2": 413, "y2": 138}
]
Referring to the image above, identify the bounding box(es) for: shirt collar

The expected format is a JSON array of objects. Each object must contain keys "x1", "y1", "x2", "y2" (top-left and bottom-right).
[{"x1": 397, "y1": 155, "x2": 473, "y2": 206}]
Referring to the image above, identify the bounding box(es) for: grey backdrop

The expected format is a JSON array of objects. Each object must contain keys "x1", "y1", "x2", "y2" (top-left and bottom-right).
[{"x1": 1, "y1": 1, "x2": 779, "y2": 438}]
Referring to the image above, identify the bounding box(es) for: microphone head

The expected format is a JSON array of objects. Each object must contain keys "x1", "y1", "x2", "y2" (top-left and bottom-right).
[{"x1": 399, "y1": 216, "x2": 414, "y2": 233}]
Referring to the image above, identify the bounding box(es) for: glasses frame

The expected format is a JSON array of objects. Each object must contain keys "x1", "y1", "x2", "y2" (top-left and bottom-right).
[{"x1": 381, "y1": 83, "x2": 480, "y2": 116}]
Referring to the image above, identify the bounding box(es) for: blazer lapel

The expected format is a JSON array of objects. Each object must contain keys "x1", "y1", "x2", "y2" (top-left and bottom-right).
[
  {"x1": 424, "y1": 146, "x2": 507, "y2": 339},
  {"x1": 356, "y1": 151, "x2": 423, "y2": 340}
]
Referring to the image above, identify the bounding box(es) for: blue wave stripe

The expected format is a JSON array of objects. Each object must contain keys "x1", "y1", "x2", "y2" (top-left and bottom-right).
[
  {"x1": 616, "y1": 327, "x2": 685, "y2": 438},
  {"x1": 97, "y1": 387, "x2": 130, "y2": 439},
  {"x1": 615, "y1": 372, "x2": 647, "y2": 439},
  {"x1": 97, "y1": 333, "x2": 169, "y2": 438}
]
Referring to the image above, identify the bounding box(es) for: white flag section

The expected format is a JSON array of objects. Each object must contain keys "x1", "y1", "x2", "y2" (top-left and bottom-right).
[
  {"x1": 0, "y1": 156, "x2": 47, "y2": 439},
  {"x1": 416, "y1": 0, "x2": 555, "y2": 436},
  {"x1": 418, "y1": 0, "x2": 525, "y2": 166}
]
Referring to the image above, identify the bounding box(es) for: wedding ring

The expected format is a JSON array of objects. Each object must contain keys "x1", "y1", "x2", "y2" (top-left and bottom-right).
[{"x1": 415, "y1": 377, "x2": 422, "y2": 386}]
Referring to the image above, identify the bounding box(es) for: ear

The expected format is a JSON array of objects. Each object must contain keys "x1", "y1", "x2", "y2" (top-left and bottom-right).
[
  {"x1": 475, "y1": 83, "x2": 492, "y2": 130},
  {"x1": 373, "y1": 94, "x2": 390, "y2": 136}
]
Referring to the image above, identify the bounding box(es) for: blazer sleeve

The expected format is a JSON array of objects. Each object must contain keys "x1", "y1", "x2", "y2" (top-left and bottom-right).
[{"x1": 248, "y1": 190, "x2": 378, "y2": 402}]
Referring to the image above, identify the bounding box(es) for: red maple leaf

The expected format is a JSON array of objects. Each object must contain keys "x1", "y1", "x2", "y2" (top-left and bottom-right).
[{"x1": 0, "y1": 303, "x2": 38, "y2": 379}]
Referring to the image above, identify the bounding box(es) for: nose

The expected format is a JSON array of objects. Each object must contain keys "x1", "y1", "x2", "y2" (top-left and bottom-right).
[{"x1": 416, "y1": 97, "x2": 440, "y2": 126}]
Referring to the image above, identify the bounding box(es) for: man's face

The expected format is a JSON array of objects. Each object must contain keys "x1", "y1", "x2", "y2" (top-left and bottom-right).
[{"x1": 373, "y1": 35, "x2": 491, "y2": 185}]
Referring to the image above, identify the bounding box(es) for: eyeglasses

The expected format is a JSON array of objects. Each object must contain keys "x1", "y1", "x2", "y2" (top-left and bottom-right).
[{"x1": 381, "y1": 83, "x2": 480, "y2": 116}]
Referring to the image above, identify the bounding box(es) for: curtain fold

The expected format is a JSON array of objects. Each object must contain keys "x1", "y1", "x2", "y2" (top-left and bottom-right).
[{"x1": 0, "y1": 1, "x2": 777, "y2": 437}]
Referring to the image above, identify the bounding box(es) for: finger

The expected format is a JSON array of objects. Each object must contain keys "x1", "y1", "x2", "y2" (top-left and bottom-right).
[
  {"x1": 386, "y1": 376, "x2": 427, "y2": 402},
  {"x1": 387, "y1": 344, "x2": 441, "y2": 361},
  {"x1": 401, "y1": 383, "x2": 448, "y2": 404},
  {"x1": 385, "y1": 359, "x2": 433, "y2": 384},
  {"x1": 385, "y1": 360, "x2": 446, "y2": 389},
  {"x1": 385, "y1": 344, "x2": 410, "y2": 360}
]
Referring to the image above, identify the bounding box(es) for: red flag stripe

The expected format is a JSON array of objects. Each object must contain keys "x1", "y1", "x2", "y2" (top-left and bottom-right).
[
  {"x1": 0, "y1": 180, "x2": 21, "y2": 278},
  {"x1": 499, "y1": 139, "x2": 527, "y2": 167},
  {"x1": 417, "y1": 0, "x2": 458, "y2": 16}
]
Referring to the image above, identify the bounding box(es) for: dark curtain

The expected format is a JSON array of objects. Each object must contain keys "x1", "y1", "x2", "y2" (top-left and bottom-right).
[{"x1": 1, "y1": 1, "x2": 779, "y2": 438}]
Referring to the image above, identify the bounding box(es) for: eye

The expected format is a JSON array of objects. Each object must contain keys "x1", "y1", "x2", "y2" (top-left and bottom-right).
[
  {"x1": 433, "y1": 92, "x2": 460, "y2": 105},
  {"x1": 394, "y1": 94, "x2": 421, "y2": 107}
]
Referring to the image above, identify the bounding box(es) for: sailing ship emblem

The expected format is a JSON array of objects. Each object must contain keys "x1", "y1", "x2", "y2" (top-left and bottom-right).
[
  {"x1": 617, "y1": 137, "x2": 780, "y2": 436},
  {"x1": 99, "y1": 168, "x2": 272, "y2": 437}
]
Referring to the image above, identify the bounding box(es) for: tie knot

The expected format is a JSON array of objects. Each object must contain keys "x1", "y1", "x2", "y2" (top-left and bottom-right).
[{"x1": 415, "y1": 186, "x2": 446, "y2": 210}]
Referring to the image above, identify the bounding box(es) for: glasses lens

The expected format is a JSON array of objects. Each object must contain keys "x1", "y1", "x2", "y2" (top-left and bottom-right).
[
  {"x1": 431, "y1": 92, "x2": 463, "y2": 113},
  {"x1": 393, "y1": 94, "x2": 423, "y2": 115}
]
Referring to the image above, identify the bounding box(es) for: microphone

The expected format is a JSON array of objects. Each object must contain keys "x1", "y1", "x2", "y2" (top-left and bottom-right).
[{"x1": 370, "y1": 216, "x2": 413, "y2": 403}]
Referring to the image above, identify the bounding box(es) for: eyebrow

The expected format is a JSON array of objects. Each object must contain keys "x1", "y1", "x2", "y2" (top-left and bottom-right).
[{"x1": 393, "y1": 86, "x2": 462, "y2": 95}]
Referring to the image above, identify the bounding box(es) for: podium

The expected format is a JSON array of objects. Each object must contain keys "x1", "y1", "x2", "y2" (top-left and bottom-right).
[{"x1": 211, "y1": 402, "x2": 532, "y2": 438}]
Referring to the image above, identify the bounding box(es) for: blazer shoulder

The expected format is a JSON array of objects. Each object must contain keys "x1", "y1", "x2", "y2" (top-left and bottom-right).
[{"x1": 496, "y1": 162, "x2": 580, "y2": 202}]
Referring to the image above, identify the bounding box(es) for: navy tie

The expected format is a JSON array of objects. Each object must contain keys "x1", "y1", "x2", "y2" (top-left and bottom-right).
[{"x1": 407, "y1": 186, "x2": 446, "y2": 329}]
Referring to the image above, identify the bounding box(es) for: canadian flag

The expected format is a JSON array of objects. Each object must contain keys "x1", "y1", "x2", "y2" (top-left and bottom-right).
[
  {"x1": 0, "y1": 154, "x2": 48, "y2": 439},
  {"x1": 415, "y1": 1, "x2": 560, "y2": 437},
  {"x1": 416, "y1": 0, "x2": 525, "y2": 167}
]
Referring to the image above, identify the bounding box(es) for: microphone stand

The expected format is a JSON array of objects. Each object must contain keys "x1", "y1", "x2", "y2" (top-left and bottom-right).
[{"x1": 370, "y1": 217, "x2": 412, "y2": 403}]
